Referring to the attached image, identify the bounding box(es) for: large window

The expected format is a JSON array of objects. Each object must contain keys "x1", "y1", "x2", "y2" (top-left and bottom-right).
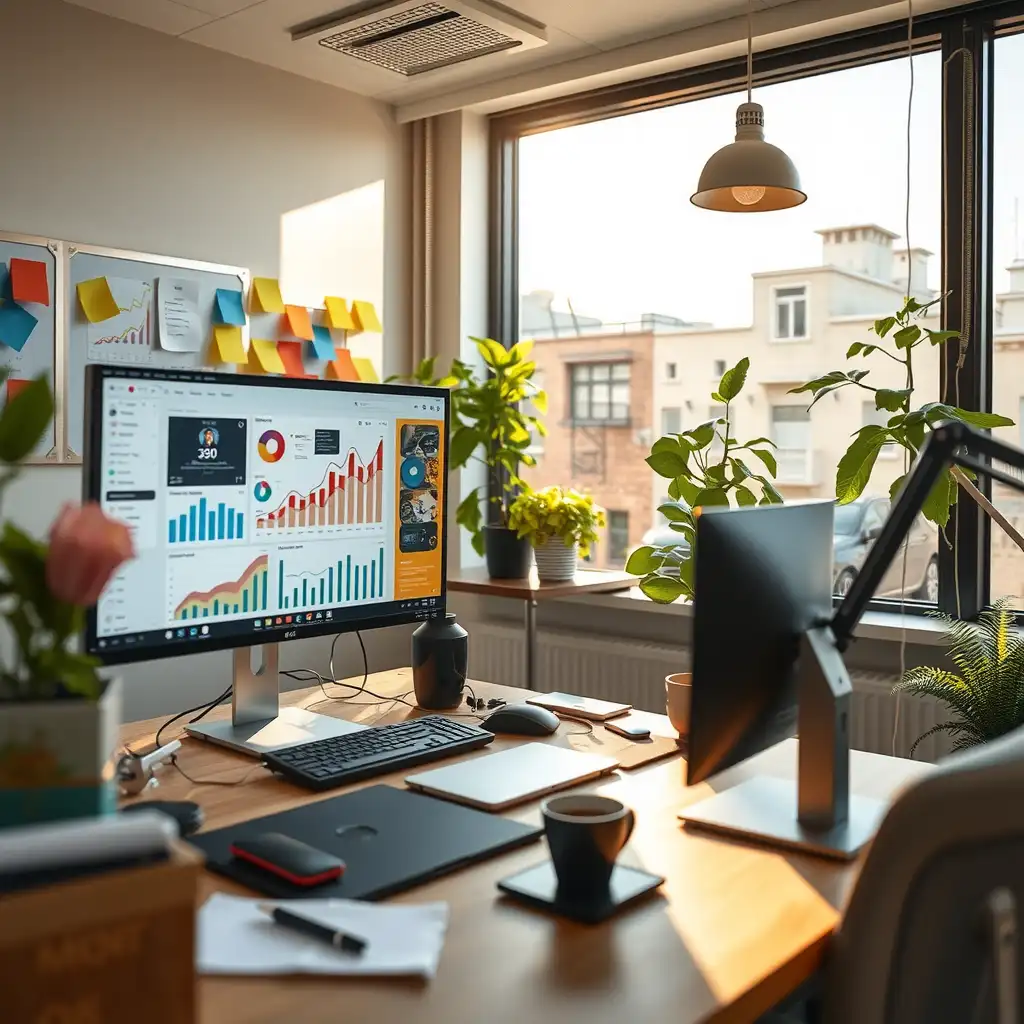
[
  {"x1": 772, "y1": 286, "x2": 809, "y2": 341},
  {"x1": 570, "y1": 363, "x2": 631, "y2": 424}
]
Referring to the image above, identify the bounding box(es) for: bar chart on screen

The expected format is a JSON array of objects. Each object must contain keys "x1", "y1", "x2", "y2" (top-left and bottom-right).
[
  {"x1": 276, "y1": 542, "x2": 388, "y2": 611},
  {"x1": 168, "y1": 551, "x2": 270, "y2": 622},
  {"x1": 167, "y1": 489, "x2": 247, "y2": 545}
]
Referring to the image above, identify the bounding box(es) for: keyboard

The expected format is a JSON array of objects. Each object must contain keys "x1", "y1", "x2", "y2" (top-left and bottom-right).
[{"x1": 262, "y1": 715, "x2": 495, "y2": 792}]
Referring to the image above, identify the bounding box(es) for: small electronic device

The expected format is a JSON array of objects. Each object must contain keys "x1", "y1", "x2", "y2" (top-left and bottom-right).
[
  {"x1": 230, "y1": 833, "x2": 345, "y2": 887},
  {"x1": 115, "y1": 739, "x2": 182, "y2": 796},
  {"x1": 527, "y1": 691, "x2": 632, "y2": 722},
  {"x1": 120, "y1": 799, "x2": 204, "y2": 837},
  {"x1": 604, "y1": 716, "x2": 652, "y2": 740},
  {"x1": 481, "y1": 703, "x2": 559, "y2": 737},
  {"x1": 262, "y1": 715, "x2": 494, "y2": 791}
]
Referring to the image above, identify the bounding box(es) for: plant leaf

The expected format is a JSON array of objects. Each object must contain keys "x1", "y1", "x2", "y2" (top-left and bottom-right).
[
  {"x1": 835, "y1": 425, "x2": 888, "y2": 504},
  {"x1": 873, "y1": 316, "x2": 897, "y2": 337},
  {"x1": 875, "y1": 388, "x2": 912, "y2": 412},
  {"x1": 692, "y1": 487, "x2": 728, "y2": 508},
  {"x1": 735, "y1": 486, "x2": 757, "y2": 507},
  {"x1": 889, "y1": 473, "x2": 908, "y2": 502},
  {"x1": 640, "y1": 574, "x2": 691, "y2": 604},
  {"x1": 448, "y1": 426, "x2": 481, "y2": 470},
  {"x1": 747, "y1": 448, "x2": 777, "y2": 477},
  {"x1": 894, "y1": 325, "x2": 922, "y2": 349},
  {"x1": 718, "y1": 357, "x2": 750, "y2": 402},
  {"x1": 921, "y1": 471, "x2": 955, "y2": 527},
  {"x1": 0, "y1": 375, "x2": 52, "y2": 464},
  {"x1": 625, "y1": 545, "x2": 660, "y2": 575},
  {"x1": 657, "y1": 501, "x2": 691, "y2": 523},
  {"x1": 646, "y1": 450, "x2": 689, "y2": 479}
]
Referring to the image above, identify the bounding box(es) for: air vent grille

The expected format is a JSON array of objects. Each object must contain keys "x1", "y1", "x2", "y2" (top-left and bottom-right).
[{"x1": 318, "y1": 2, "x2": 521, "y2": 76}]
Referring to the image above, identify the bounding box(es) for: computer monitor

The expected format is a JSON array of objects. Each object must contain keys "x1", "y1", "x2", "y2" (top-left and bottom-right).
[
  {"x1": 83, "y1": 364, "x2": 449, "y2": 756},
  {"x1": 679, "y1": 500, "x2": 888, "y2": 860}
]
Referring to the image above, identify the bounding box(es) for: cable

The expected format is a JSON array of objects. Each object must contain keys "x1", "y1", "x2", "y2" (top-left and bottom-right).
[{"x1": 153, "y1": 685, "x2": 232, "y2": 751}]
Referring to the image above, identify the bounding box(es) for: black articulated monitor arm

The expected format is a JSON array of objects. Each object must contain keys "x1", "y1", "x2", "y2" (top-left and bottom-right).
[{"x1": 830, "y1": 421, "x2": 1024, "y2": 651}]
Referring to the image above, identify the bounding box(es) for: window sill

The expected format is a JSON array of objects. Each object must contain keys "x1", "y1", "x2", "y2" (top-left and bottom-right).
[{"x1": 769, "y1": 336, "x2": 812, "y2": 344}]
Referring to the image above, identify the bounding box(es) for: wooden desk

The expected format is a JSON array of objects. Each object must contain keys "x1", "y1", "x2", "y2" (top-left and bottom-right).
[
  {"x1": 448, "y1": 568, "x2": 637, "y2": 688},
  {"x1": 121, "y1": 669, "x2": 930, "y2": 1024}
]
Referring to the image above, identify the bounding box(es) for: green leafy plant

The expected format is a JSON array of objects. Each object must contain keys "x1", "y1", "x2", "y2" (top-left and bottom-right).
[
  {"x1": 789, "y1": 296, "x2": 1014, "y2": 527},
  {"x1": 0, "y1": 371, "x2": 107, "y2": 702},
  {"x1": 627, "y1": 357, "x2": 783, "y2": 604},
  {"x1": 895, "y1": 600, "x2": 1024, "y2": 756},
  {"x1": 508, "y1": 486, "x2": 605, "y2": 558},
  {"x1": 396, "y1": 339, "x2": 547, "y2": 556}
]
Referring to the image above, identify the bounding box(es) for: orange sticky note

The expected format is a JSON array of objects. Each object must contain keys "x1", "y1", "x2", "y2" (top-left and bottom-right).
[
  {"x1": 283, "y1": 305, "x2": 314, "y2": 341},
  {"x1": 9, "y1": 259, "x2": 49, "y2": 306},
  {"x1": 325, "y1": 349, "x2": 359, "y2": 381},
  {"x1": 352, "y1": 357, "x2": 379, "y2": 383},
  {"x1": 351, "y1": 300, "x2": 383, "y2": 334},
  {"x1": 6, "y1": 377, "x2": 31, "y2": 403},
  {"x1": 250, "y1": 277, "x2": 284, "y2": 314},
  {"x1": 77, "y1": 277, "x2": 119, "y2": 323},
  {"x1": 277, "y1": 341, "x2": 312, "y2": 378},
  {"x1": 210, "y1": 325, "x2": 247, "y2": 365},
  {"x1": 324, "y1": 296, "x2": 356, "y2": 331},
  {"x1": 249, "y1": 339, "x2": 285, "y2": 374}
]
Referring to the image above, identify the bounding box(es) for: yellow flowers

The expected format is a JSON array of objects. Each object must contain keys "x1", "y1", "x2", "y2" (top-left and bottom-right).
[{"x1": 508, "y1": 486, "x2": 606, "y2": 558}]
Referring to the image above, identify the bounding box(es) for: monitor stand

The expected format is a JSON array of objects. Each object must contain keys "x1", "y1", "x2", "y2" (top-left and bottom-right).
[
  {"x1": 679, "y1": 626, "x2": 888, "y2": 860},
  {"x1": 185, "y1": 644, "x2": 366, "y2": 758}
]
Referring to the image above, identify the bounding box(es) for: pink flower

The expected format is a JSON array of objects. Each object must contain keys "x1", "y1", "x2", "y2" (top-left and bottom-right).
[{"x1": 46, "y1": 503, "x2": 134, "y2": 607}]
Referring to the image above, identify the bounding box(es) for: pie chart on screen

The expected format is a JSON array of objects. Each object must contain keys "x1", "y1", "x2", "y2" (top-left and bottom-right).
[
  {"x1": 253, "y1": 480, "x2": 272, "y2": 502},
  {"x1": 258, "y1": 429, "x2": 286, "y2": 463}
]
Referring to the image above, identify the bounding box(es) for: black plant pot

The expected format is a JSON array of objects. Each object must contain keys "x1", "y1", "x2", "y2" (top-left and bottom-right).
[{"x1": 484, "y1": 526, "x2": 532, "y2": 579}]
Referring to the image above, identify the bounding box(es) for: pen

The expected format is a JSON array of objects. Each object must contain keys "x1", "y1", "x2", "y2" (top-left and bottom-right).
[{"x1": 258, "y1": 903, "x2": 368, "y2": 955}]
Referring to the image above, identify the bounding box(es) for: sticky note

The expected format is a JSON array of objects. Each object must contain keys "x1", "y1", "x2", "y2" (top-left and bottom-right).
[
  {"x1": 284, "y1": 304, "x2": 314, "y2": 341},
  {"x1": 251, "y1": 278, "x2": 284, "y2": 314},
  {"x1": 324, "y1": 296, "x2": 356, "y2": 331},
  {"x1": 277, "y1": 342, "x2": 313, "y2": 378},
  {"x1": 311, "y1": 324, "x2": 336, "y2": 361},
  {"x1": 9, "y1": 259, "x2": 49, "y2": 306},
  {"x1": 210, "y1": 325, "x2": 247, "y2": 365},
  {"x1": 351, "y1": 300, "x2": 383, "y2": 334},
  {"x1": 0, "y1": 303, "x2": 38, "y2": 352},
  {"x1": 5, "y1": 378, "x2": 31, "y2": 403},
  {"x1": 352, "y1": 357, "x2": 380, "y2": 383},
  {"x1": 77, "y1": 277, "x2": 119, "y2": 323},
  {"x1": 325, "y1": 349, "x2": 359, "y2": 381},
  {"x1": 249, "y1": 339, "x2": 285, "y2": 375},
  {"x1": 215, "y1": 288, "x2": 247, "y2": 326}
]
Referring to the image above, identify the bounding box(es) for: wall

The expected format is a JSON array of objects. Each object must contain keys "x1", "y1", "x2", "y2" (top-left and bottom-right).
[{"x1": 0, "y1": 0, "x2": 412, "y2": 719}]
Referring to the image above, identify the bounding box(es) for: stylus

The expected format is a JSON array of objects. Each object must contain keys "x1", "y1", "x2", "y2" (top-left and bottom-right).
[{"x1": 258, "y1": 904, "x2": 367, "y2": 955}]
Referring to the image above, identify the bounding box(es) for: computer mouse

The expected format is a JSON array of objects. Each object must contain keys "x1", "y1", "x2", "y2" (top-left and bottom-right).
[{"x1": 481, "y1": 703, "x2": 560, "y2": 737}]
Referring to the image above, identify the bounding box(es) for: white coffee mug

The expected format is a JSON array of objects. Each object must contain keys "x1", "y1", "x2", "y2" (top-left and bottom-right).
[{"x1": 665, "y1": 672, "x2": 692, "y2": 736}]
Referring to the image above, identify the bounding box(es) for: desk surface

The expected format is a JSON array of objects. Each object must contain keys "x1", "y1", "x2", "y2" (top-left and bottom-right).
[
  {"x1": 447, "y1": 567, "x2": 637, "y2": 600},
  {"x1": 121, "y1": 670, "x2": 930, "y2": 1024}
]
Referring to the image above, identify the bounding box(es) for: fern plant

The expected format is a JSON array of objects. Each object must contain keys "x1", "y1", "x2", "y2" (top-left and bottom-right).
[{"x1": 895, "y1": 599, "x2": 1024, "y2": 756}]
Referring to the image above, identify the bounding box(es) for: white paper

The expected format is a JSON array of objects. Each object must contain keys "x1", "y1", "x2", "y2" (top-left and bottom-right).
[
  {"x1": 157, "y1": 277, "x2": 203, "y2": 352},
  {"x1": 197, "y1": 893, "x2": 450, "y2": 978}
]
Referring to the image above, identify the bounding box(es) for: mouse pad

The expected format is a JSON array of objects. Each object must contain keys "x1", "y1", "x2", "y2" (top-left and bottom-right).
[{"x1": 189, "y1": 785, "x2": 542, "y2": 901}]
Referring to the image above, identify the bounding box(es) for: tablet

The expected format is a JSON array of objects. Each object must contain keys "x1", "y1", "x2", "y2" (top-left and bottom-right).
[{"x1": 526, "y1": 691, "x2": 633, "y2": 722}]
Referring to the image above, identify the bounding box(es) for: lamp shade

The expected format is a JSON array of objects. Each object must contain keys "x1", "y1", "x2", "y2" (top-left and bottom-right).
[{"x1": 691, "y1": 102, "x2": 806, "y2": 213}]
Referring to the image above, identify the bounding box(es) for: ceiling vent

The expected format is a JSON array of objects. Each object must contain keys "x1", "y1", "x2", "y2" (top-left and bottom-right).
[{"x1": 291, "y1": 1, "x2": 547, "y2": 77}]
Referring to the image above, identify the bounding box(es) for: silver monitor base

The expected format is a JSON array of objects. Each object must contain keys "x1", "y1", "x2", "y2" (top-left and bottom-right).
[
  {"x1": 679, "y1": 775, "x2": 888, "y2": 860},
  {"x1": 186, "y1": 705, "x2": 365, "y2": 758}
]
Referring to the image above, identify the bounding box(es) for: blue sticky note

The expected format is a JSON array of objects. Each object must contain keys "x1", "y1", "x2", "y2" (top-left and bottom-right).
[
  {"x1": 0, "y1": 302, "x2": 38, "y2": 352},
  {"x1": 215, "y1": 288, "x2": 247, "y2": 326},
  {"x1": 311, "y1": 324, "x2": 336, "y2": 361}
]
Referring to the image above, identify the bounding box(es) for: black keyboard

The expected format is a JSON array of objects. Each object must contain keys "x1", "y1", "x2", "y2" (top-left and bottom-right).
[{"x1": 262, "y1": 715, "x2": 495, "y2": 792}]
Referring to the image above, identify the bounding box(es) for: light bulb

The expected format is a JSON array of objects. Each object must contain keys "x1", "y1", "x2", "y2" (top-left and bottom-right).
[{"x1": 731, "y1": 185, "x2": 766, "y2": 206}]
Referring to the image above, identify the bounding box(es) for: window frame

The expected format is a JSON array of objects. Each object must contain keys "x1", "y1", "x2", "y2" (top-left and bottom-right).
[
  {"x1": 770, "y1": 283, "x2": 811, "y2": 342},
  {"x1": 569, "y1": 361, "x2": 632, "y2": 426}
]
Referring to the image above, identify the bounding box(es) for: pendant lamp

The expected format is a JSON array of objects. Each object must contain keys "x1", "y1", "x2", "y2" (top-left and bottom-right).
[{"x1": 690, "y1": 1, "x2": 806, "y2": 213}]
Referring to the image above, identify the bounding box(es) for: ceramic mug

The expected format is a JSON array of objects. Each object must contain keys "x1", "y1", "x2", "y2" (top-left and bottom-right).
[{"x1": 665, "y1": 672, "x2": 692, "y2": 736}]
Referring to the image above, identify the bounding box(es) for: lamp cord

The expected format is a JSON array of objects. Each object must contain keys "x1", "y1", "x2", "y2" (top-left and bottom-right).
[{"x1": 746, "y1": 0, "x2": 753, "y2": 103}]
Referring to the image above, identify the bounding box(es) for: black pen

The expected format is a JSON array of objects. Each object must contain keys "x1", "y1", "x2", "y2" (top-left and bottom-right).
[{"x1": 258, "y1": 903, "x2": 368, "y2": 955}]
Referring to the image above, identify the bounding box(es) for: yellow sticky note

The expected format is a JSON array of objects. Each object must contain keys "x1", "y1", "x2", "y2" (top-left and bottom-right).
[
  {"x1": 210, "y1": 325, "x2": 247, "y2": 365},
  {"x1": 251, "y1": 278, "x2": 284, "y2": 314},
  {"x1": 352, "y1": 357, "x2": 380, "y2": 383},
  {"x1": 248, "y1": 339, "x2": 286, "y2": 375},
  {"x1": 77, "y1": 277, "x2": 119, "y2": 323},
  {"x1": 284, "y1": 304, "x2": 314, "y2": 341},
  {"x1": 324, "y1": 296, "x2": 356, "y2": 331},
  {"x1": 351, "y1": 300, "x2": 383, "y2": 334}
]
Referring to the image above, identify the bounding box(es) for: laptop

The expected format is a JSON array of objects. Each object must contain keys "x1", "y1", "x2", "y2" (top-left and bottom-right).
[{"x1": 406, "y1": 743, "x2": 620, "y2": 811}]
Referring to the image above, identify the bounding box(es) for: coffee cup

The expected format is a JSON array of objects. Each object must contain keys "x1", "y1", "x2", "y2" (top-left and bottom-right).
[
  {"x1": 542, "y1": 794, "x2": 635, "y2": 906},
  {"x1": 665, "y1": 672, "x2": 692, "y2": 736}
]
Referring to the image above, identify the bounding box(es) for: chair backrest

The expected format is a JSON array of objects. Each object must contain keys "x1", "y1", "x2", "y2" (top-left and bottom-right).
[{"x1": 825, "y1": 725, "x2": 1024, "y2": 1023}]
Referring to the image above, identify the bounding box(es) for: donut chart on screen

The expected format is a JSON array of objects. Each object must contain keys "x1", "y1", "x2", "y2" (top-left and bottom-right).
[
  {"x1": 401, "y1": 456, "x2": 426, "y2": 489},
  {"x1": 253, "y1": 480, "x2": 272, "y2": 502},
  {"x1": 258, "y1": 429, "x2": 286, "y2": 463}
]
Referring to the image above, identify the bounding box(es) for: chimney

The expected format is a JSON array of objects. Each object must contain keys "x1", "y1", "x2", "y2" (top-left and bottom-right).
[
  {"x1": 892, "y1": 247, "x2": 933, "y2": 298},
  {"x1": 816, "y1": 225, "x2": 899, "y2": 282}
]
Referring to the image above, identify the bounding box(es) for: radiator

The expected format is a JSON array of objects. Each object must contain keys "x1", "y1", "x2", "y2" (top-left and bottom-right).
[{"x1": 470, "y1": 622, "x2": 951, "y2": 763}]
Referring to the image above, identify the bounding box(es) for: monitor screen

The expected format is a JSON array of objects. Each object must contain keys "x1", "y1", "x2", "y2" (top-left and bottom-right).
[{"x1": 83, "y1": 366, "x2": 449, "y2": 663}]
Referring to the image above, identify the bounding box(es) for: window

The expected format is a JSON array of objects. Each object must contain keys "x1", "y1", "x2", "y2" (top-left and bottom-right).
[
  {"x1": 713, "y1": 359, "x2": 726, "y2": 376},
  {"x1": 665, "y1": 362, "x2": 678, "y2": 380},
  {"x1": 773, "y1": 286, "x2": 808, "y2": 341},
  {"x1": 662, "y1": 407, "x2": 682, "y2": 435},
  {"x1": 570, "y1": 363, "x2": 630, "y2": 424},
  {"x1": 609, "y1": 511, "x2": 630, "y2": 564},
  {"x1": 771, "y1": 406, "x2": 811, "y2": 449}
]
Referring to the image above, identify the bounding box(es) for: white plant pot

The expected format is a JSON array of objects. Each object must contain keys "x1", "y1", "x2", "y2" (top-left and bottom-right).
[{"x1": 534, "y1": 537, "x2": 578, "y2": 582}]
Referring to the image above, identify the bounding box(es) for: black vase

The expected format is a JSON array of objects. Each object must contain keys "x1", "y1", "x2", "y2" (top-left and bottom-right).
[
  {"x1": 412, "y1": 613, "x2": 469, "y2": 710},
  {"x1": 484, "y1": 526, "x2": 532, "y2": 579}
]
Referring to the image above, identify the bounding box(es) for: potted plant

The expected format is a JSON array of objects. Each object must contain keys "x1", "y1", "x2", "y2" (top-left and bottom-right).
[
  {"x1": 0, "y1": 373, "x2": 133, "y2": 828},
  {"x1": 628, "y1": 357, "x2": 783, "y2": 603},
  {"x1": 508, "y1": 486, "x2": 605, "y2": 583}
]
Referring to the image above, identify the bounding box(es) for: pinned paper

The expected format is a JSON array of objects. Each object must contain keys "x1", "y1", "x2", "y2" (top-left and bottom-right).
[
  {"x1": 210, "y1": 325, "x2": 247, "y2": 365},
  {"x1": 251, "y1": 278, "x2": 284, "y2": 315},
  {"x1": 0, "y1": 303, "x2": 38, "y2": 352},
  {"x1": 158, "y1": 278, "x2": 203, "y2": 352},
  {"x1": 352, "y1": 357, "x2": 380, "y2": 383},
  {"x1": 10, "y1": 259, "x2": 49, "y2": 306},
  {"x1": 351, "y1": 300, "x2": 383, "y2": 334},
  {"x1": 311, "y1": 325, "x2": 336, "y2": 361},
  {"x1": 325, "y1": 349, "x2": 359, "y2": 381},
  {"x1": 277, "y1": 342, "x2": 312, "y2": 379},
  {"x1": 215, "y1": 288, "x2": 247, "y2": 326},
  {"x1": 324, "y1": 296, "x2": 356, "y2": 331},
  {"x1": 249, "y1": 339, "x2": 285, "y2": 375},
  {"x1": 283, "y1": 304, "x2": 314, "y2": 341},
  {"x1": 78, "y1": 277, "x2": 120, "y2": 323},
  {"x1": 5, "y1": 378, "x2": 31, "y2": 404}
]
